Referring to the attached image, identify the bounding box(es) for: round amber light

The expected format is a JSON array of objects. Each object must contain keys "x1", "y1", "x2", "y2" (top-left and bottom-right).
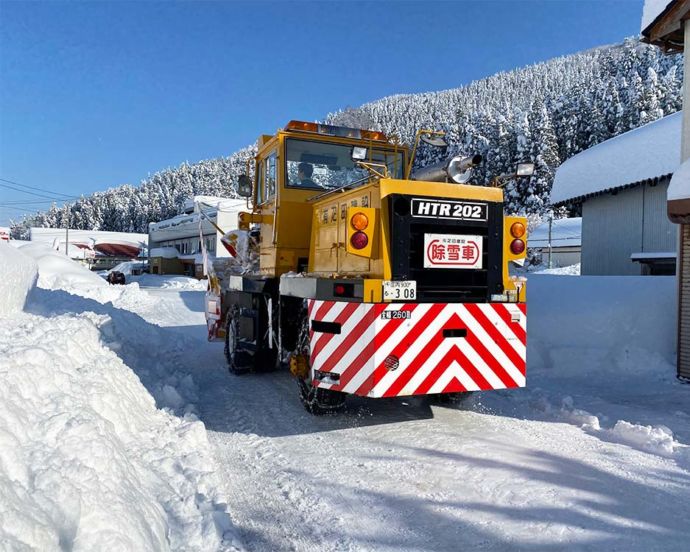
[
  {"x1": 351, "y1": 212, "x2": 369, "y2": 231},
  {"x1": 510, "y1": 222, "x2": 526, "y2": 238}
]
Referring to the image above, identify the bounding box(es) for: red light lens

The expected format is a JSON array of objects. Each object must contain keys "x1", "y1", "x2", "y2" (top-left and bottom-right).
[
  {"x1": 350, "y1": 231, "x2": 369, "y2": 250},
  {"x1": 510, "y1": 239, "x2": 525, "y2": 254},
  {"x1": 334, "y1": 284, "x2": 346, "y2": 296}
]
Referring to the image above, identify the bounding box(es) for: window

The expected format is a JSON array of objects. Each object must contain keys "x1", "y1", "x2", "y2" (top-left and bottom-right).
[
  {"x1": 257, "y1": 151, "x2": 277, "y2": 205},
  {"x1": 285, "y1": 138, "x2": 404, "y2": 191}
]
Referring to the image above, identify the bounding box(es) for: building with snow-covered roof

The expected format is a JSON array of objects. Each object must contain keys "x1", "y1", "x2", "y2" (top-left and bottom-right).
[
  {"x1": 640, "y1": 0, "x2": 690, "y2": 380},
  {"x1": 527, "y1": 217, "x2": 581, "y2": 269},
  {"x1": 551, "y1": 113, "x2": 679, "y2": 276},
  {"x1": 148, "y1": 196, "x2": 246, "y2": 278},
  {"x1": 28, "y1": 227, "x2": 148, "y2": 270}
]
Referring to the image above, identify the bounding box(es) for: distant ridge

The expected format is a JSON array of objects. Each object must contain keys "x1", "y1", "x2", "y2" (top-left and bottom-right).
[{"x1": 12, "y1": 38, "x2": 682, "y2": 237}]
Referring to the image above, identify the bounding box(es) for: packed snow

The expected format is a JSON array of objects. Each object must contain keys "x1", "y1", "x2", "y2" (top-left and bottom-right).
[
  {"x1": 551, "y1": 111, "x2": 681, "y2": 204},
  {"x1": 668, "y1": 155, "x2": 690, "y2": 200},
  {"x1": 0, "y1": 243, "x2": 37, "y2": 316},
  {"x1": 2, "y1": 239, "x2": 689, "y2": 550},
  {"x1": 0, "y1": 245, "x2": 241, "y2": 551}
]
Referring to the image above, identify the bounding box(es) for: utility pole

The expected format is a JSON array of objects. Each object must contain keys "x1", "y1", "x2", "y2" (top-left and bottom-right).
[
  {"x1": 64, "y1": 204, "x2": 70, "y2": 257},
  {"x1": 547, "y1": 211, "x2": 553, "y2": 269}
]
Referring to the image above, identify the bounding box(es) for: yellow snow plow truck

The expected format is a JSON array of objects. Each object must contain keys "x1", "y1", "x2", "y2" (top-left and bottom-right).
[{"x1": 204, "y1": 120, "x2": 530, "y2": 414}]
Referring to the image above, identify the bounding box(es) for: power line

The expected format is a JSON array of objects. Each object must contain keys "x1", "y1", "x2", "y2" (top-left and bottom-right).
[
  {"x1": 0, "y1": 199, "x2": 59, "y2": 205},
  {"x1": 0, "y1": 205, "x2": 42, "y2": 213},
  {"x1": 0, "y1": 177, "x2": 76, "y2": 200},
  {"x1": 0, "y1": 181, "x2": 72, "y2": 201}
]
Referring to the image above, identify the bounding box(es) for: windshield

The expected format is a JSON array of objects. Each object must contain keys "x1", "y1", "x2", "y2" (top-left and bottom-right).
[{"x1": 285, "y1": 138, "x2": 404, "y2": 190}]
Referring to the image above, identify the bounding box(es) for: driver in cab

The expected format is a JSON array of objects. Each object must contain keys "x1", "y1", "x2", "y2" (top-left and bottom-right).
[{"x1": 297, "y1": 162, "x2": 319, "y2": 187}]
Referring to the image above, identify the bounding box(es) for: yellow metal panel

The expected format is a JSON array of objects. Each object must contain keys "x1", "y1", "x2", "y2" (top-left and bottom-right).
[
  {"x1": 363, "y1": 279, "x2": 383, "y2": 303},
  {"x1": 380, "y1": 178, "x2": 503, "y2": 202},
  {"x1": 345, "y1": 206, "x2": 377, "y2": 258},
  {"x1": 503, "y1": 215, "x2": 528, "y2": 301}
]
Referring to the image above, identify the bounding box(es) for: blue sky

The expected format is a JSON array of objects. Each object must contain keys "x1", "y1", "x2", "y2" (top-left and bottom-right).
[{"x1": 1, "y1": 0, "x2": 645, "y2": 225}]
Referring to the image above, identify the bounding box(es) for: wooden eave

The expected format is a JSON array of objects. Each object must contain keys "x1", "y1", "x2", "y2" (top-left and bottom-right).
[{"x1": 641, "y1": 0, "x2": 690, "y2": 52}]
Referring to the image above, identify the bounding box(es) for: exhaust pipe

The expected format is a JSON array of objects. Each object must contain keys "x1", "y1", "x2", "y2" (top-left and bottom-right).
[{"x1": 411, "y1": 154, "x2": 482, "y2": 184}]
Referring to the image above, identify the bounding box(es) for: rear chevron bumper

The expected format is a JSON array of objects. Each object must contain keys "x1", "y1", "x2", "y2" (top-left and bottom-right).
[{"x1": 307, "y1": 301, "x2": 526, "y2": 398}]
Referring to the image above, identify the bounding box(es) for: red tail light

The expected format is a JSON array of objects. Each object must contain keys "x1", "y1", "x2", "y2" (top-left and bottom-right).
[
  {"x1": 510, "y1": 239, "x2": 525, "y2": 254},
  {"x1": 350, "y1": 231, "x2": 369, "y2": 250}
]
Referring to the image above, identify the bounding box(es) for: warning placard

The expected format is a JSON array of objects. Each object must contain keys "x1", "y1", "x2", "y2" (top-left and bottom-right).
[{"x1": 423, "y1": 233, "x2": 483, "y2": 269}]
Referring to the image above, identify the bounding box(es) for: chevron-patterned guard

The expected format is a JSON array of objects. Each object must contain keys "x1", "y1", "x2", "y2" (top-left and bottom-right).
[{"x1": 307, "y1": 300, "x2": 526, "y2": 398}]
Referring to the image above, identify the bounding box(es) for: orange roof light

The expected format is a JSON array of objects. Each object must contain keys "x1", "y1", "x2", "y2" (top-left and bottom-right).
[
  {"x1": 284, "y1": 120, "x2": 388, "y2": 142},
  {"x1": 285, "y1": 120, "x2": 319, "y2": 133}
]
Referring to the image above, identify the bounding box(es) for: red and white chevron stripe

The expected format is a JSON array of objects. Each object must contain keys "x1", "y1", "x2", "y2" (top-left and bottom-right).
[{"x1": 307, "y1": 300, "x2": 526, "y2": 398}]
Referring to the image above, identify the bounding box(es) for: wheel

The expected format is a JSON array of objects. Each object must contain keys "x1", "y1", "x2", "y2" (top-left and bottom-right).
[
  {"x1": 429, "y1": 391, "x2": 475, "y2": 405},
  {"x1": 292, "y1": 309, "x2": 346, "y2": 415},
  {"x1": 298, "y1": 380, "x2": 346, "y2": 415},
  {"x1": 224, "y1": 306, "x2": 252, "y2": 375}
]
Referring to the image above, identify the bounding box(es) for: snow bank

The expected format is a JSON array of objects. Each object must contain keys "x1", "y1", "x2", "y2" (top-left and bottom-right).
[
  {"x1": 551, "y1": 112, "x2": 680, "y2": 204},
  {"x1": 0, "y1": 312, "x2": 239, "y2": 551},
  {"x1": 133, "y1": 274, "x2": 208, "y2": 291},
  {"x1": 532, "y1": 263, "x2": 580, "y2": 275},
  {"x1": 528, "y1": 274, "x2": 676, "y2": 370},
  {"x1": 18, "y1": 243, "x2": 106, "y2": 290},
  {"x1": 0, "y1": 243, "x2": 37, "y2": 317}
]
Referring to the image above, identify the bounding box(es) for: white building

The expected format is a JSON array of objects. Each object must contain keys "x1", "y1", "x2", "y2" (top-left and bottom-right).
[
  {"x1": 29, "y1": 227, "x2": 148, "y2": 270},
  {"x1": 528, "y1": 217, "x2": 581, "y2": 268},
  {"x1": 551, "y1": 112, "x2": 679, "y2": 276},
  {"x1": 148, "y1": 196, "x2": 246, "y2": 277}
]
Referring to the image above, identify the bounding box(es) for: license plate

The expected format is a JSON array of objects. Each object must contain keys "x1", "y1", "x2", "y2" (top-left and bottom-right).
[{"x1": 383, "y1": 280, "x2": 417, "y2": 301}]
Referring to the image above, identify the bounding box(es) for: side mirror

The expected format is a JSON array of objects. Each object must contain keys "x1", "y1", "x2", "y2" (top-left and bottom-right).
[
  {"x1": 237, "y1": 174, "x2": 252, "y2": 198},
  {"x1": 516, "y1": 162, "x2": 535, "y2": 177}
]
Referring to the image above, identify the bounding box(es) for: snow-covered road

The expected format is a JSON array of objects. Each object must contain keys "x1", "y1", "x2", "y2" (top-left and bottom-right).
[{"x1": 138, "y1": 278, "x2": 690, "y2": 552}]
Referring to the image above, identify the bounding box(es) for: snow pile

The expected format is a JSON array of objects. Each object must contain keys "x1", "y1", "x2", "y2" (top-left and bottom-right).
[
  {"x1": 551, "y1": 112, "x2": 681, "y2": 204},
  {"x1": 0, "y1": 243, "x2": 37, "y2": 316},
  {"x1": 610, "y1": 421, "x2": 678, "y2": 456},
  {"x1": 668, "y1": 155, "x2": 690, "y2": 201},
  {"x1": 0, "y1": 313, "x2": 239, "y2": 551},
  {"x1": 109, "y1": 261, "x2": 146, "y2": 276},
  {"x1": 150, "y1": 246, "x2": 179, "y2": 259},
  {"x1": 1, "y1": 231, "x2": 242, "y2": 549},
  {"x1": 18, "y1": 242, "x2": 106, "y2": 291},
  {"x1": 641, "y1": 0, "x2": 673, "y2": 31},
  {"x1": 532, "y1": 263, "x2": 580, "y2": 275},
  {"x1": 133, "y1": 274, "x2": 208, "y2": 291}
]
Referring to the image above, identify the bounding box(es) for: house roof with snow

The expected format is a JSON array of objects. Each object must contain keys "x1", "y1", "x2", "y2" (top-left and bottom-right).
[
  {"x1": 528, "y1": 217, "x2": 581, "y2": 249},
  {"x1": 641, "y1": 0, "x2": 686, "y2": 51},
  {"x1": 550, "y1": 112, "x2": 681, "y2": 205}
]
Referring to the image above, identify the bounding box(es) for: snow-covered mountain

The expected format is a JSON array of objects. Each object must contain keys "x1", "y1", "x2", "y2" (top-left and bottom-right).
[{"x1": 11, "y1": 38, "x2": 682, "y2": 237}]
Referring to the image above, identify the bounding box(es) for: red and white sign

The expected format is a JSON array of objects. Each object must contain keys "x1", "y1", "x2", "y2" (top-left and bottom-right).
[
  {"x1": 307, "y1": 300, "x2": 526, "y2": 398},
  {"x1": 0, "y1": 227, "x2": 10, "y2": 242},
  {"x1": 423, "y1": 233, "x2": 482, "y2": 269}
]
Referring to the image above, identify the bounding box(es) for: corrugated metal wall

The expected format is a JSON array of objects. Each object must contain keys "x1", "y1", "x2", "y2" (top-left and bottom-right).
[
  {"x1": 680, "y1": 225, "x2": 690, "y2": 381},
  {"x1": 581, "y1": 180, "x2": 676, "y2": 275},
  {"x1": 643, "y1": 181, "x2": 677, "y2": 252}
]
